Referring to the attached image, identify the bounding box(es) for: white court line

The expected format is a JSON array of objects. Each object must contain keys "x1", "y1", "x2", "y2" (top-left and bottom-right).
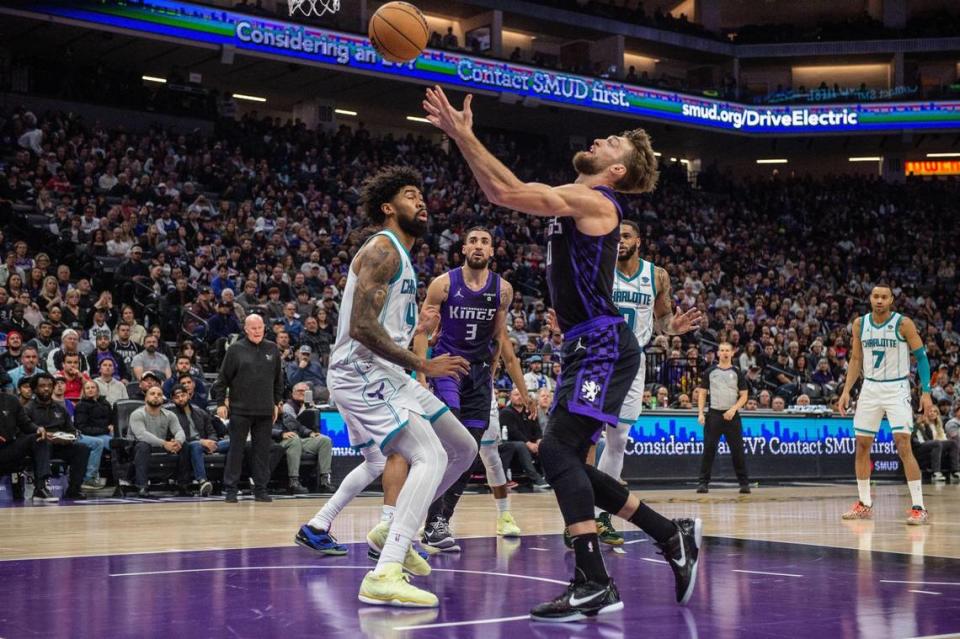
[
  {"x1": 528, "y1": 547, "x2": 550, "y2": 551},
  {"x1": 641, "y1": 557, "x2": 669, "y2": 565},
  {"x1": 905, "y1": 634, "x2": 960, "y2": 639},
  {"x1": 880, "y1": 580, "x2": 960, "y2": 586},
  {"x1": 732, "y1": 569, "x2": 804, "y2": 578},
  {"x1": 395, "y1": 614, "x2": 530, "y2": 631},
  {"x1": 907, "y1": 590, "x2": 941, "y2": 596},
  {"x1": 108, "y1": 564, "x2": 569, "y2": 586},
  {"x1": 622, "y1": 539, "x2": 647, "y2": 545}
]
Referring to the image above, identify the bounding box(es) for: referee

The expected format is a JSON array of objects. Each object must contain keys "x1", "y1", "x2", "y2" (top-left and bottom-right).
[
  {"x1": 212, "y1": 314, "x2": 284, "y2": 503},
  {"x1": 696, "y1": 342, "x2": 750, "y2": 494}
]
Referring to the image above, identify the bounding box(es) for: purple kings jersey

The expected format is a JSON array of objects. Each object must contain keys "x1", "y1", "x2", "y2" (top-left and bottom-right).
[
  {"x1": 433, "y1": 267, "x2": 501, "y2": 363},
  {"x1": 546, "y1": 185, "x2": 623, "y2": 332}
]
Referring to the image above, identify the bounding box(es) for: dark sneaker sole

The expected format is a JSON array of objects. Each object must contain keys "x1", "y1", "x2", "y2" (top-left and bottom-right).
[
  {"x1": 530, "y1": 600, "x2": 624, "y2": 623},
  {"x1": 420, "y1": 542, "x2": 461, "y2": 555},
  {"x1": 599, "y1": 534, "x2": 625, "y2": 546},
  {"x1": 679, "y1": 518, "x2": 703, "y2": 605},
  {"x1": 294, "y1": 536, "x2": 348, "y2": 556}
]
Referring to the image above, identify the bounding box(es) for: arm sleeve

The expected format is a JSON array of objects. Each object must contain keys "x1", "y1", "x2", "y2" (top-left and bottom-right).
[
  {"x1": 698, "y1": 367, "x2": 712, "y2": 391},
  {"x1": 211, "y1": 347, "x2": 234, "y2": 406},
  {"x1": 273, "y1": 345, "x2": 284, "y2": 405},
  {"x1": 129, "y1": 411, "x2": 166, "y2": 446},
  {"x1": 738, "y1": 369, "x2": 749, "y2": 391},
  {"x1": 168, "y1": 413, "x2": 186, "y2": 444},
  {"x1": 913, "y1": 347, "x2": 932, "y2": 393}
]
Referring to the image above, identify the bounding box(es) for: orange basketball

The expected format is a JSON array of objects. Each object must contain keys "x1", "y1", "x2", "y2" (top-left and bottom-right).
[{"x1": 369, "y1": 1, "x2": 429, "y2": 63}]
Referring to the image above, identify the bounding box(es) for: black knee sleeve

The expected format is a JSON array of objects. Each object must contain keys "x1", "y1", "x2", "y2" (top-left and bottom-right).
[
  {"x1": 539, "y1": 406, "x2": 607, "y2": 526},
  {"x1": 584, "y1": 464, "x2": 630, "y2": 515}
]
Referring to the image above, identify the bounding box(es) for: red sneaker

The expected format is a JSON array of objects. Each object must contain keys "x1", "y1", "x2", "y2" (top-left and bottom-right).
[
  {"x1": 905, "y1": 507, "x2": 930, "y2": 526},
  {"x1": 841, "y1": 501, "x2": 874, "y2": 520}
]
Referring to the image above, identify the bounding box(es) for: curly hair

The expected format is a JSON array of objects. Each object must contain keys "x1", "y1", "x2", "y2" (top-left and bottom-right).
[
  {"x1": 614, "y1": 128, "x2": 659, "y2": 194},
  {"x1": 359, "y1": 166, "x2": 424, "y2": 224}
]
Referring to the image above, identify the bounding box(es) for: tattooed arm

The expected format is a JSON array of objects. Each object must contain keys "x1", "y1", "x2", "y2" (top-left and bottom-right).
[
  {"x1": 653, "y1": 265, "x2": 701, "y2": 336},
  {"x1": 351, "y1": 236, "x2": 468, "y2": 378}
]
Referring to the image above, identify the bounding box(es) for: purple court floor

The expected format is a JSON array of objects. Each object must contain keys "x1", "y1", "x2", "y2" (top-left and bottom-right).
[{"x1": 1, "y1": 533, "x2": 958, "y2": 639}]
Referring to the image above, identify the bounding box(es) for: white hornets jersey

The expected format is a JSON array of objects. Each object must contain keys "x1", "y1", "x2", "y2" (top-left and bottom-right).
[
  {"x1": 860, "y1": 312, "x2": 910, "y2": 382},
  {"x1": 613, "y1": 259, "x2": 656, "y2": 348},
  {"x1": 329, "y1": 230, "x2": 419, "y2": 374}
]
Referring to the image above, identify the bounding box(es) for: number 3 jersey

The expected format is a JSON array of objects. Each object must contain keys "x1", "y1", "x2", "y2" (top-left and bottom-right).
[
  {"x1": 613, "y1": 259, "x2": 656, "y2": 348},
  {"x1": 328, "y1": 230, "x2": 419, "y2": 375},
  {"x1": 433, "y1": 267, "x2": 500, "y2": 363}
]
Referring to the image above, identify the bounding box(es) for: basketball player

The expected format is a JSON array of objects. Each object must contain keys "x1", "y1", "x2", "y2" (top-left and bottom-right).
[
  {"x1": 424, "y1": 86, "x2": 702, "y2": 622},
  {"x1": 593, "y1": 219, "x2": 701, "y2": 544},
  {"x1": 838, "y1": 284, "x2": 935, "y2": 525},
  {"x1": 295, "y1": 166, "x2": 478, "y2": 608},
  {"x1": 413, "y1": 227, "x2": 537, "y2": 551}
]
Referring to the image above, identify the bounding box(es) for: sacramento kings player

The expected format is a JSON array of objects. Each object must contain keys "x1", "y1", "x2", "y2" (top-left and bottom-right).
[
  {"x1": 592, "y1": 219, "x2": 700, "y2": 543},
  {"x1": 414, "y1": 227, "x2": 536, "y2": 551},
  {"x1": 423, "y1": 85, "x2": 702, "y2": 622}
]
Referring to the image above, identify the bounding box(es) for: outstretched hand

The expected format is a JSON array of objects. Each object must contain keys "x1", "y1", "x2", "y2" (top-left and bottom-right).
[
  {"x1": 669, "y1": 306, "x2": 703, "y2": 335},
  {"x1": 423, "y1": 85, "x2": 473, "y2": 139}
]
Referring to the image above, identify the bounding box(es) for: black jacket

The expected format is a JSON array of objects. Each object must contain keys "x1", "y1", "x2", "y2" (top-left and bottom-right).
[
  {"x1": 24, "y1": 399, "x2": 75, "y2": 434},
  {"x1": 74, "y1": 397, "x2": 113, "y2": 437},
  {"x1": 211, "y1": 336, "x2": 283, "y2": 416},
  {"x1": 500, "y1": 404, "x2": 542, "y2": 443},
  {"x1": 0, "y1": 393, "x2": 38, "y2": 442},
  {"x1": 166, "y1": 403, "x2": 219, "y2": 442}
]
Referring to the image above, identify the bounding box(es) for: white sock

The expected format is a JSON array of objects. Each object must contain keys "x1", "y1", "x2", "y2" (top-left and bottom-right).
[
  {"x1": 907, "y1": 480, "x2": 924, "y2": 509},
  {"x1": 857, "y1": 479, "x2": 872, "y2": 507},
  {"x1": 495, "y1": 497, "x2": 509, "y2": 514},
  {"x1": 376, "y1": 530, "x2": 412, "y2": 570},
  {"x1": 381, "y1": 504, "x2": 396, "y2": 522}
]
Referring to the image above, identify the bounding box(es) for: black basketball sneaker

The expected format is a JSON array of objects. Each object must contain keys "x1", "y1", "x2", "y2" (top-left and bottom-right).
[
  {"x1": 530, "y1": 568, "x2": 624, "y2": 623},
  {"x1": 656, "y1": 517, "x2": 703, "y2": 605}
]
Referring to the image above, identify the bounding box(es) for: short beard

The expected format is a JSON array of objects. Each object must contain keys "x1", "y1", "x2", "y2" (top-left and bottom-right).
[
  {"x1": 573, "y1": 151, "x2": 604, "y2": 176},
  {"x1": 618, "y1": 244, "x2": 638, "y2": 262},
  {"x1": 397, "y1": 212, "x2": 428, "y2": 238},
  {"x1": 465, "y1": 255, "x2": 488, "y2": 270}
]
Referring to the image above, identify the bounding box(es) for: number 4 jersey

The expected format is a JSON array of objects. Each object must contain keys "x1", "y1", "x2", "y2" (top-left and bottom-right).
[
  {"x1": 613, "y1": 259, "x2": 656, "y2": 348},
  {"x1": 328, "y1": 230, "x2": 419, "y2": 376}
]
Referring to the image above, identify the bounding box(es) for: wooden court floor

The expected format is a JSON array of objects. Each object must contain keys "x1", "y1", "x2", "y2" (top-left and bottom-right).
[{"x1": 2, "y1": 483, "x2": 958, "y2": 562}]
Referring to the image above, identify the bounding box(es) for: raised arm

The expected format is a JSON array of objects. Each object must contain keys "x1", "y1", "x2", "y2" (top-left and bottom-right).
[
  {"x1": 422, "y1": 86, "x2": 612, "y2": 220},
  {"x1": 653, "y1": 266, "x2": 701, "y2": 336},
  {"x1": 837, "y1": 317, "x2": 863, "y2": 416}
]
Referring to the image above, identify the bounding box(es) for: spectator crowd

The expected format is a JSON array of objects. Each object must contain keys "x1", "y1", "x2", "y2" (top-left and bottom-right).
[{"x1": 2, "y1": 101, "x2": 960, "y2": 498}]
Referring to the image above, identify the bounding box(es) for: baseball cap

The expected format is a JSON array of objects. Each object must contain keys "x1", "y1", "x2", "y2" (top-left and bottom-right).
[
  {"x1": 141, "y1": 371, "x2": 162, "y2": 382},
  {"x1": 299, "y1": 345, "x2": 312, "y2": 354},
  {"x1": 528, "y1": 355, "x2": 543, "y2": 363},
  {"x1": 171, "y1": 384, "x2": 187, "y2": 395}
]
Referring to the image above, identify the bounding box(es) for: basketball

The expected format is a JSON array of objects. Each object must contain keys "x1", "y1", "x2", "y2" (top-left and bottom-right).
[{"x1": 368, "y1": 1, "x2": 429, "y2": 63}]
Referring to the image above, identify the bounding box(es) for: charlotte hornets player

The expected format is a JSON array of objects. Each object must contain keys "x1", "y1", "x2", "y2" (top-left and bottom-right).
[{"x1": 838, "y1": 284, "x2": 936, "y2": 525}]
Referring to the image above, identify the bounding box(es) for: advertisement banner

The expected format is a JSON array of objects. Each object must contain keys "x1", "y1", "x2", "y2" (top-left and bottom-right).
[
  {"x1": 8, "y1": 0, "x2": 960, "y2": 136},
  {"x1": 323, "y1": 409, "x2": 902, "y2": 481}
]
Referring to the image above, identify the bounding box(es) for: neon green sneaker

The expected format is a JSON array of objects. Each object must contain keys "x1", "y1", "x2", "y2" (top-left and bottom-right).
[
  {"x1": 358, "y1": 563, "x2": 438, "y2": 608},
  {"x1": 367, "y1": 520, "x2": 431, "y2": 576},
  {"x1": 496, "y1": 511, "x2": 521, "y2": 537}
]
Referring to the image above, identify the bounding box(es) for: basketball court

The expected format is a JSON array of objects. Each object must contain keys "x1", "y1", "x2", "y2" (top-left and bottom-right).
[{"x1": 2, "y1": 484, "x2": 958, "y2": 638}]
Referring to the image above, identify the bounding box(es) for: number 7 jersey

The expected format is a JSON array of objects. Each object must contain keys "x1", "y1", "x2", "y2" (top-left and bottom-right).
[
  {"x1": 859, "y1": 312, "x2": 910, "y2": 382},
  {"x1": 613, "y1": 259, "x2": 656, "y2": 348},
  {"x1": 329, "y1": 230, "x2": 419, "y2": 375}
]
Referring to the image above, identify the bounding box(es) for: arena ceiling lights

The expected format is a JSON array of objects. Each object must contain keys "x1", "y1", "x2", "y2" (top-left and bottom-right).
[
  {"x1": 756, "y1": 159, "x2": 788, "y2": 164},
  {"x1": 334, "y1": 109, "x2": 358, "y2": 116},
  {"x1": 12, "y1": 0, "x2": 960, "y2": 137}
]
